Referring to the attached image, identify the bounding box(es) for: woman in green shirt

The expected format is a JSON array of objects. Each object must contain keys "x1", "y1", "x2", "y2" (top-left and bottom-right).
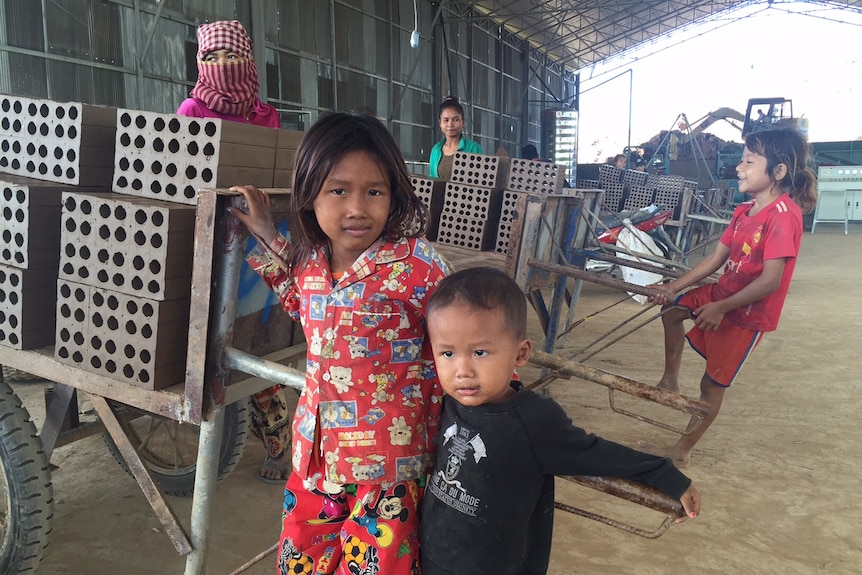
[{"x1": 428, "y1": 96, "x2": 483, "y2": 179}]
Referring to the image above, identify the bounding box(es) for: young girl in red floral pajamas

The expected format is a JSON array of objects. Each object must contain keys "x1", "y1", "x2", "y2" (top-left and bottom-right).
[{"x1": 231, "y1": 111, "x2": 450, "y2": 575}]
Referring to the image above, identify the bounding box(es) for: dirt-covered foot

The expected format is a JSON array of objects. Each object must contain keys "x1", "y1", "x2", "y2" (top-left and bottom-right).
[
  {"x1": 656, "y1": 377, "x2": 680, "y2": 394},
  {"x1": 637, "y1": 441, "x2": 690, "y2": 469},
  {"x1": 259, "y1": 452, "x2": 291, "y2": 484}
]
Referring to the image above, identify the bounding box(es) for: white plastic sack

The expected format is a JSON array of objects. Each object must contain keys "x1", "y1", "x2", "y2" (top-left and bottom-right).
[{"x1": 617, "y1": 224, "x2": 664, "y2": 304}]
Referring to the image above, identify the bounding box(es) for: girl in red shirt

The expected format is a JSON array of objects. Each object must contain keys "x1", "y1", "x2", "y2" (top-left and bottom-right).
[
  {"x1": 643, "y1": 128, "x2": 818, "y2": 469},
  {"x1": 231, "y1": 111, "x2": 450, "y2": 575}
]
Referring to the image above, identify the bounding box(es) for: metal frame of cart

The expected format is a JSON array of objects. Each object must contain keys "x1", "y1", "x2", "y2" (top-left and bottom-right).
[{"x1": 1, "y1": 186, "x2": 704, "y2": 574}]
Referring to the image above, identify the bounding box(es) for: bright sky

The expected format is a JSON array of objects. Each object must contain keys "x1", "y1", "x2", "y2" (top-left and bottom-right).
[{"x1": 577, "y1": 2, "x2": 862, "y2": 163}]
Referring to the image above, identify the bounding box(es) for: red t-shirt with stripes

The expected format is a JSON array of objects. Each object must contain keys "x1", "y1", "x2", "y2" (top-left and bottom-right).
[{"x1": 714, "y1": 194, "x2": 802, "y2": 331}]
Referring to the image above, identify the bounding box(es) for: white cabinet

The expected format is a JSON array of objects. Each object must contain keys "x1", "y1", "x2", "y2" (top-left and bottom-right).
[
  {"x1": 849, "y1": 191, "x2": 862, "y2": 220},
  {"x1": 813, "y1": 166, "x2": 862, "y2": 234},
  {"x1": 815, "y1": 189, "x2": 862, "y2": 218},
  {"x1": 815, "y1": 189, "x2": 846, "y2": 219}
]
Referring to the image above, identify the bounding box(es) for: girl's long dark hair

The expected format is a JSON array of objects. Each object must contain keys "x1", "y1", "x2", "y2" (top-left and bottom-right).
[
  {"x1": 744, "y1": 129, "x2": 818, "y2": 214},
  {"x1": 288, "y1": 111, "x2": 429, "y2": 271}
]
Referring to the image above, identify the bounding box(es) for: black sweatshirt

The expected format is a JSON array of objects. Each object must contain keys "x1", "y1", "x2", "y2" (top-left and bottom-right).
[{"x1": 420, "y1": 383, "x2": 691, "y2": 575}]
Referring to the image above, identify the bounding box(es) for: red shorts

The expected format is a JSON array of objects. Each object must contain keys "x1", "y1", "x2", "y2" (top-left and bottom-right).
[
  {"x1": 677, "y1": 284, "x2": 764, "y2": 387},
  {"x1": 276, "y1": 466, "x2": 423, "y2": 575}
]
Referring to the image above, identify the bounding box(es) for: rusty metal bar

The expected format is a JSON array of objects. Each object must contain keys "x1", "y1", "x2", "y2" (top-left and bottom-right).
[
  {"x1": 591, "y1": 243, "x2": 691, "y2": 273},
  {"x1": 537, "y1": 198, "x2": 586, "y2": 354},
  {"x1": 561, "y1": 277, "x2": 584, "y2": 337},
  {"x1": 603, "y1": 389, "x2": 700, "y2": 435},
  {"x1": 557, "y1": 292, "x2": 632, "y2": 338},
  {"x1": 228, "y1": 542, "x2": 279, "y2": 575},
  {"x1": 585, "y1": 249, "x2": 685, "y2": 277},
  {"x1": 589, "y1": 247, "x2": 722, "y2": 284},
  {"x1": 553, "y1": 501, "x2": 675, "y2": 539},
  {"x1": 529, "y1": 350, "x2": 708, "y2": 419},
  {"x1": 575, "y1": 307, "x2": 670, "y2": 362},
  {"x1": 527, "y1": 259, "x2": 669, "y2": 299},
  {"x1": 564, "y1": 476, "x2": 684, "y2": 517},
  {"x1": 570, "y1": 305, "x2": 657, "y2": 355},
  {"x1": 90, "y1": 394, "x2": 192, "y2": 555},
  {"x1": 555, "y1": 475, "x2": 683, "y2": 539},
  {"x1": 204, "y1": 192, "x2": 246, "y2": 409}
]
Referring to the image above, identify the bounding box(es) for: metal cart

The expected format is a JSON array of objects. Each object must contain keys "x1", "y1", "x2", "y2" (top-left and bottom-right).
[{"x1": 1, "y1": 187, "x2": 705, "y2": 574}]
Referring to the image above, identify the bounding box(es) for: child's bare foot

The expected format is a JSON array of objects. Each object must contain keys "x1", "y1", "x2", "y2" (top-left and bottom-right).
[
  {"x1": 259, "y1": 452, "x2": 291, "y2": 484},
  {"x1": 637, "y1": 441, "x2": 690, "y2": 469},
  {"x1": 656, "y1": 377, "x2": 680, "y2": 394}
]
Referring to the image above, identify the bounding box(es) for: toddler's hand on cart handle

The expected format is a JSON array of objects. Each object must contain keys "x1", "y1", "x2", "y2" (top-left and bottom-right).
[{"x1": 675, "y1": 485, "x2": 701, "y2": 524}]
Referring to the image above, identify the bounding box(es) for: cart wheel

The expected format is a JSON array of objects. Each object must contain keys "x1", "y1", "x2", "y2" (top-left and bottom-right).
[
  {"x1": 101, "y1": 399, "x2": 252, "y2": 497},
  {"x1": 0, "y1": 379, "x2": 54, "y2": 575}
]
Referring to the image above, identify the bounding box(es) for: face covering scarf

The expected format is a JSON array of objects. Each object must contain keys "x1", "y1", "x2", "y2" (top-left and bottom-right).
[{"x1": 190, "y1": 20, "x2": 259, "y2": 117}]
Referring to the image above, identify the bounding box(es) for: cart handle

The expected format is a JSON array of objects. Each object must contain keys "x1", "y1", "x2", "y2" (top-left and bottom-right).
[{"x1": 556, "y1": 475, "x2": 684, "y2": 539}]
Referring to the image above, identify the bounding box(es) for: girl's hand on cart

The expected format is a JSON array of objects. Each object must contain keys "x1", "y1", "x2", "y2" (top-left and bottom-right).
[
  {"x1": 647, "y1": 282, "x2": 675, "y2": 306},
  {"x1": 691, "y1": 302, "x2": 724, "y2": 331},
  {"x1": 229, "y1": 185, "x2": 278, "y2": 246}
]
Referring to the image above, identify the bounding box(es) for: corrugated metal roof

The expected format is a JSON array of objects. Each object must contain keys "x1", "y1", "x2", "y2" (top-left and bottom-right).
[{"x1": 463, "y1": 0, "x2": 862, "y2": 69}]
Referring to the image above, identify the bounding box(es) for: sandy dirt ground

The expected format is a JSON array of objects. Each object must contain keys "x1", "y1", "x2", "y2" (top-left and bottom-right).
[{"x1": 7, "y1": 223, "x2": 862, "y2": 575}]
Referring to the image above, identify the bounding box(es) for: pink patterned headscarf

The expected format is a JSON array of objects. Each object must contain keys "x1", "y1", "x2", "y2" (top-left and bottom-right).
[{"x1": 191, "y1": 20, "x2": 260, "y2": 117}]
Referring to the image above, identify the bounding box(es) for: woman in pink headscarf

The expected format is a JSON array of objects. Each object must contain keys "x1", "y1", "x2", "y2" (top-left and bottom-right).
[
  {"x1": 178, "y1": 20, "x2": 289, "y2": 484},
  {"x1": 177, "y1": 20, "x2": 280, "y2": 127}
]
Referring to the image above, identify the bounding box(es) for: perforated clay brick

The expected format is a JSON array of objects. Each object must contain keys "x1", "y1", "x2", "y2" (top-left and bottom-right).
[
  {"x1": 59, "y1": 192, "x2": 195, "y2": 300},
  {"x1": 55, "y1": 279, "x2": 189, "y2": 389},
  {"x1": 113, "y1": 109, "x2": 222, "y2": 205}
]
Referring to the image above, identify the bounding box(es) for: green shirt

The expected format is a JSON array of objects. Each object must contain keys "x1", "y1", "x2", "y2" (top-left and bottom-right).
[{"x1": 428, "y1": 136, "x2": 484, "y2": 178}]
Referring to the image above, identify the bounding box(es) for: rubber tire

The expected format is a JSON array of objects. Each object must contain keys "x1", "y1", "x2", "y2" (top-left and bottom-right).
[
  {"x1": 102, "y1": 399, "x2": 252, "y2": 497},
  {"x1": 0, "y1": 378, "x2": 54, "y2": 575}
]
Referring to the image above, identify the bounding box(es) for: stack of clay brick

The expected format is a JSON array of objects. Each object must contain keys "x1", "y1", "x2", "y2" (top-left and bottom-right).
[
  {"x1": 0, "y1": 94, "x2": 115, "y2": 353},
  {"x1": 54, "y1": 192, "x2": 197, "y2": 389},
  {"x1": 111, "y1": 109, "x2": 300, "y2": 206},
  {"x1": 593, "y1": 164, "x2": 688, "y2": 217},
  {"x1": 410, "y1": 151, "x2": 566, "y2": 254},
  {"x1": 0, "y1": 95, "x2": 301, "y2": 390}
]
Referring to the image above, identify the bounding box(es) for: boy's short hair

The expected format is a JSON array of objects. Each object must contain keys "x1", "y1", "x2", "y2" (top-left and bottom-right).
[{"x1": 427, "y1": 267, "x2": 527, "y2": 339}]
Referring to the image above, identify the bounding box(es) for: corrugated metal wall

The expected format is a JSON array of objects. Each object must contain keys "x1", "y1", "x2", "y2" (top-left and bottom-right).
[{"x1": 0, "y1": 0, "x2": 577, "y2": 170}]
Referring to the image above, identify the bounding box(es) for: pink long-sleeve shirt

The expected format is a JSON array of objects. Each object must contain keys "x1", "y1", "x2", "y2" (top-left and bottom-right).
[{"x1": 176, "y1": 96, "x2": 281, "y2": 128}]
